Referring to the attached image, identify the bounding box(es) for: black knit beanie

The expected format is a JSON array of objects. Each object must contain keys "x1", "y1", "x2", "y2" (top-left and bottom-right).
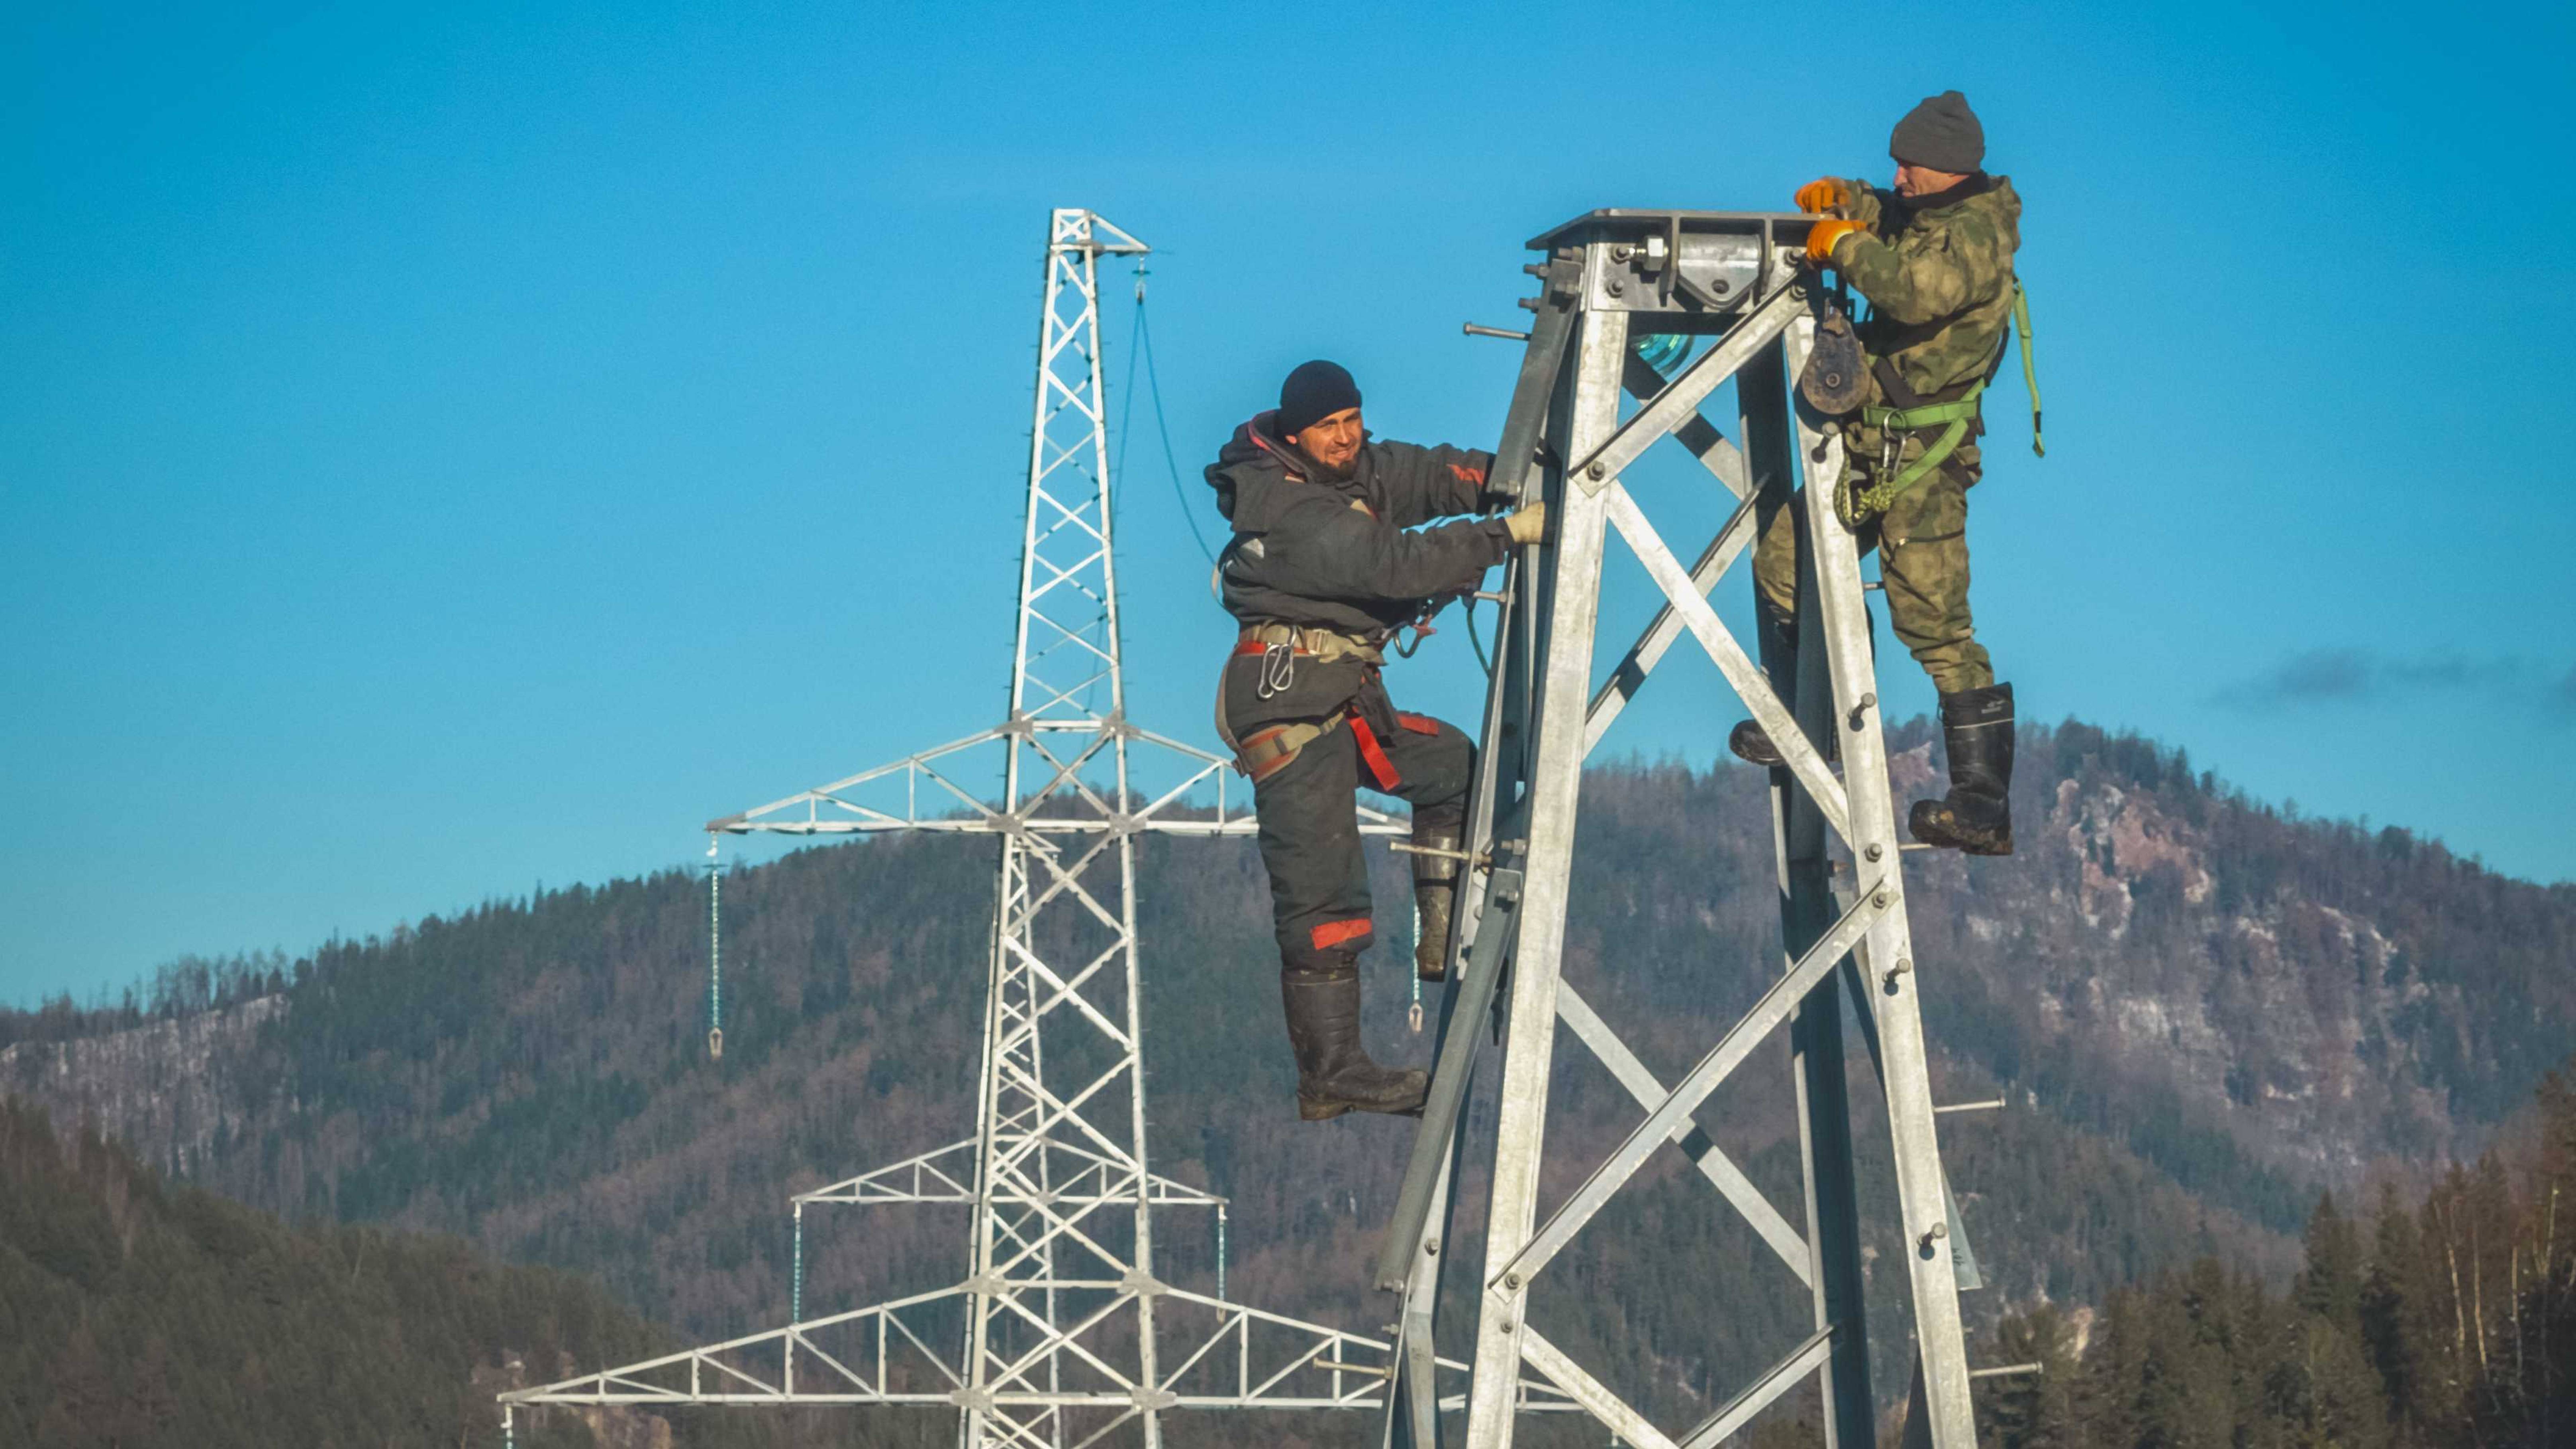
[
  {"x1": 1889, "y1": 90, "x2": 1984, "y2": 173},
  {"x1": 1277, "y1": 360, "x2": 1362, "y2": 439}
]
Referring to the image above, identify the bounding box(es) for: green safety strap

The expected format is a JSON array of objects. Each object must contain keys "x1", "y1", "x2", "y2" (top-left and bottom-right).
[
  {"x1": 2013, "y1": 285, "x2": 2043, "y2": 457},
  {"x1": 1837, "y1": 285, "x2": 2043, "y2": 527}
]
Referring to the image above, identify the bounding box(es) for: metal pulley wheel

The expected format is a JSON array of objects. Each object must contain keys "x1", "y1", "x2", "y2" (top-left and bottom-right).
[{"x1": 1799, "y1": 304, "x2": 1867, "y2": 415}]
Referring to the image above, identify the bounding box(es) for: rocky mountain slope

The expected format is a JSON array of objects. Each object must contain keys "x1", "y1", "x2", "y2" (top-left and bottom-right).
[{"x1": 9, "y1": 719, "x2": 2570, "y2": 1438}]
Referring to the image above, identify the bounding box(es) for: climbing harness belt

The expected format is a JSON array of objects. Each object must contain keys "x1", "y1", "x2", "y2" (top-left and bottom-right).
[
  {"x1": 1212, "y1": 623, "x2": 1396, "y2": 782},
  {"x1": 1836, "y1": 285, "x2": 2043, "y2": 529}
]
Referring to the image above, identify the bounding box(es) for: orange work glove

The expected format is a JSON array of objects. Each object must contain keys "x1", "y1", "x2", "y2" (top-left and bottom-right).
[
  {"x1": 1805, "y1": 219, "x2": 1868, "y2": 266},
  {"x1": 1793, "y1": 177, "x2": 1852, "y2": 215}
]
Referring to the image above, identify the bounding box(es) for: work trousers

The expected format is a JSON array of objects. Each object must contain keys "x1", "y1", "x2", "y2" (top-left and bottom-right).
[
  {"x1": 1251, "y1": 714, "x2": 1474, "y2": 976},
  {"x1": 1751, "y1": 463, "x2": 1994, "y2": 693}
]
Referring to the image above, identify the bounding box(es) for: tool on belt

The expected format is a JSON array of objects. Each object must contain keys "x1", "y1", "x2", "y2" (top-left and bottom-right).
[{"x1": 1831, "y1": 285, "x2": 2043, "y2": 529}]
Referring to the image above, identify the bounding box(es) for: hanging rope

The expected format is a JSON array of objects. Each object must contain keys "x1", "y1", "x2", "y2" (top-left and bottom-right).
[{"x1": 706, "y1": 835, "x2": 723, "y2": 1061}]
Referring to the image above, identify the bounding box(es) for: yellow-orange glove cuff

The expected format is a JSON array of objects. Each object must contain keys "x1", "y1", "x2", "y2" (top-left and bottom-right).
[{"x1": 1805, "y1": 219, "x2": 1866, "y2": 266}]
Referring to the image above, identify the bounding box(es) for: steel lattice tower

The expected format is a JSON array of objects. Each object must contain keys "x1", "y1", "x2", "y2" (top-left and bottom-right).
[{"x1": 500, "y1": 208, "x2": 1559, "y2": 1449}]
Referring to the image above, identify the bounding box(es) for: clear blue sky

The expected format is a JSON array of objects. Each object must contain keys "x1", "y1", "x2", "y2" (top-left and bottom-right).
[{"x1": 7, "y1": 1, "x2": 2573, "y2": 1006}]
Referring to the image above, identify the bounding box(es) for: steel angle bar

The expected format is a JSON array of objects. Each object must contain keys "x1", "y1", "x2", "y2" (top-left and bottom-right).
[
  {"x1": 1602, "y1": 483, "x2": 1850, "y2": 838},
  {"x1": 1515, "y1": 1326, "x2": 1678, "y2": 1449},
  {"x1": 1486, "y1": 271, "x2": 1581, "y2": 504},
  {"x1": 1621, "y1": 353, "x2": 1751, "y2": 497},
  {"x1": 1829, "y1": 931, "x2": 1984, "y2": 1294},
  {"x1": 1676, "y1": 1323, "x2": 1839, "y2": 1449},
  {"x1": 1794, "y1": 349, "x2": 1975, "y2": 1448},
  {"x1": 1551, "y1": 982, "x2": 1810, "y2": 1284},
  {"x1": 1463, "y1": 301, "x2": 1629, "y2": 1444},
  {"x1": 1373, "y1": 862, "x2": 1527, "y2": 1291},
  {"x1": 1493, "y1": 882, "x2": 1891, "y2": 1288},
  {"x1": 1566, "y1": 281, "x2": 1803, "y2": 497},
  {"x1": 1583, "y1": 486, "x2": 1764, "y2": 756}
]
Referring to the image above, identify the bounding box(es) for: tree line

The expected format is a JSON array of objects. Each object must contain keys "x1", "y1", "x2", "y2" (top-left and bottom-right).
[{"x1": 1976, "y1": 1062, "x2": 2576, "y2": 1447}]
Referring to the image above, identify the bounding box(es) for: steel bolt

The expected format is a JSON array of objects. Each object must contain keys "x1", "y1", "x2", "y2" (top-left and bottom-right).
[
  {"x1": 1865, "y1": 844, "x2": 1884, "y2": 862},
  {"x1": 1606, "y1": 279, "x2": 1625, "y2": 297},
  {"x1": 1504, "y1": 1272, "x2": 1521, "y2": 1290}
]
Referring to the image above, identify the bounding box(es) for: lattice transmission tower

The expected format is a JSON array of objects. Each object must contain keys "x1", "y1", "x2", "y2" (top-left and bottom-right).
[
  {"x1": 1372, "y1": 211, "x2": 2025, "y2": 1449},
  {"x1": 499, "y1": 208, "x2": 1561, "y2": 1449}
]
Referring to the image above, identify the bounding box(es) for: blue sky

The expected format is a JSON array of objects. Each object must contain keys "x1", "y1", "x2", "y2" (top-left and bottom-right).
[{"x1": 6, "y1": 1, "x2": 2573, "y2": 1005}]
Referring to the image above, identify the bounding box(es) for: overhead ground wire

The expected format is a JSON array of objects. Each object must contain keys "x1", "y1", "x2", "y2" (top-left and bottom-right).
[{"x1": 1120, "y1": 265, "x2": 1217, "y2": 565}]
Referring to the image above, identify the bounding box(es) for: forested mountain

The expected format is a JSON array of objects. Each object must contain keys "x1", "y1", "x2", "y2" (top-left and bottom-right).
[
  {"x1": 1974, "y1": 1066, "x2": 2576, "y2": 1447},
  {"x1": 7, "y1": 719, "x2": 2573, "y2": 1444},
  {"x1": 0, "y1": 1098, "x2": 788, "y2": 1449}
]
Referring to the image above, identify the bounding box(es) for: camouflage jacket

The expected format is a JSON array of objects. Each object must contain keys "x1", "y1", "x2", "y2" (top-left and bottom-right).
[{"x1": 1830, "y1": 173, "x2": 2022, "y2": 471}]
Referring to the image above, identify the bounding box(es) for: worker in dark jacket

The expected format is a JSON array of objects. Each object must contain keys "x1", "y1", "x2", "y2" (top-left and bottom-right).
[{"x1": 1207, "y1": 360, "x2": 1546, "y2": 1120}]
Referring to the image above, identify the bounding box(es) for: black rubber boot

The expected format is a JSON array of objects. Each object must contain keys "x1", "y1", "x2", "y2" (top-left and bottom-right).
[
  {"x1": 1280, "y1": 961, "x2": 1428, "y2": 1121},
  {"x1": 1731, "y1": 602, "x2": 1862, "y2": 769},
  {"x1": 1728, "y1": 718, "x2": 1837, "y2": 769},
  {"x1": 1409, "y1": 815, "x2": 1464, "y2": 982},
  {"x1": 1909, "y1": 683, "x2": 2014, "y2": 856},
  {"x1": 1729, "y1": 719, "x2": 1786, "y2": 767}
]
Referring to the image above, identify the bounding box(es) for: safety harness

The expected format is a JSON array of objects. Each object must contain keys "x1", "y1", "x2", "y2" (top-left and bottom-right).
[
  {"x1": 1215, "y1": 623, "x2": 1437, "y2": 787},
  {"x1": 1836, "y1": 285, "x2": 2043, "y2": 529}
]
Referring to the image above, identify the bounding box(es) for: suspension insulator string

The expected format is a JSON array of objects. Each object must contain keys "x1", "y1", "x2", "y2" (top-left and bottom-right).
[
  {"x1": 1408, "y1": 894, "x2": 1424, "y2": 1034},
  {"x1": 707, "y1": 835, "x2": 724, "y2": 1061}
]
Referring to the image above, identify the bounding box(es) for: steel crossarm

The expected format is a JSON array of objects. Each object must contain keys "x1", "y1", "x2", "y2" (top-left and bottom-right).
[
  {"x1": 502, "y1": 1285, "x2": 978, "y2": 1407},
  {"x1": 798, "y1": 1139, "x2": 1225, "y2": 1209},
  {"x1": 706, "y1": 727, "x2": 1396, "y2": 839}
]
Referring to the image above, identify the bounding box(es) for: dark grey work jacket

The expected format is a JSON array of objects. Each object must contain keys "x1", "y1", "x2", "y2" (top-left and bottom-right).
[{"x1": 1206, "y1": 411, "x2": 1509, "y2": 734}]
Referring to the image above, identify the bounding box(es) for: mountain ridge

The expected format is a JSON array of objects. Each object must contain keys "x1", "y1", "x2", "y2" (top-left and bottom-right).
[{"x1": 9, "y1": 717, "x2": 2571, "y2": 1431}]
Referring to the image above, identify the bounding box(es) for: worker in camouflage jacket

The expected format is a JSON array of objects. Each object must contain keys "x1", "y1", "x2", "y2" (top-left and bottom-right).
[
  {"x1": 1735, "y1": 88, "x2": 2029, "y2": 856},
  {"x1": 1206, "y1": 360, "x2": 1546, "y2": 1120}
]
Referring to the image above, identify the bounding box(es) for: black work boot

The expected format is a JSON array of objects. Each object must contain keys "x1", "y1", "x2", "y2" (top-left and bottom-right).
[
  {"x1": 1280, "y1": 961, "x2": 1429, "y2": 1121},
  {"x1": 1409, "y1": 816, "x2": 1464, "y2": 982},
  {"x1": 1729, "y1": 718, "x2": 1836, "y2": 769},
  {"x1": 1908, "y1": 683, "x2": 2015, "y2": 856},
  {"x1": 1731, "y1": 603, "x2": 1865, "y2": 769}
]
